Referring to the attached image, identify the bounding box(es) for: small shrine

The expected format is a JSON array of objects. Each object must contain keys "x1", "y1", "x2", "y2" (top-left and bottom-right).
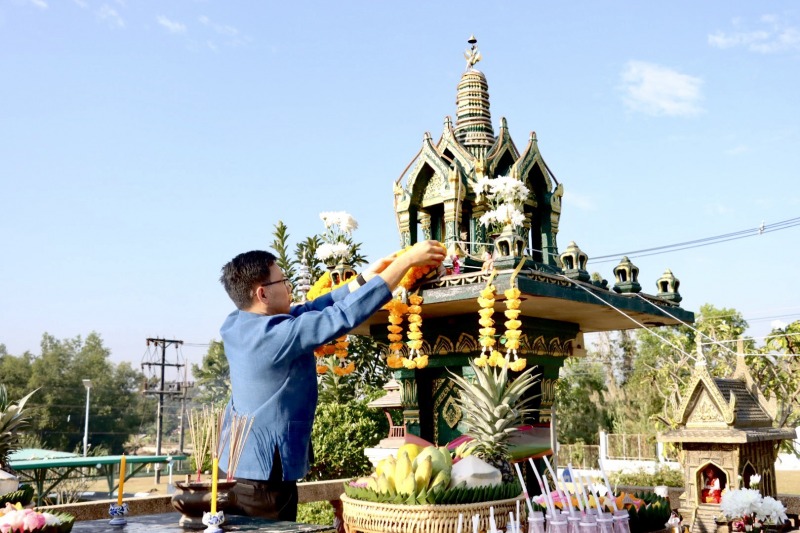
[
  {"x1": 367, "y1": 378, "x2": 405, "y2": 448},
  {"x1": 658, "y1": 342, "x2": 797, "y2": 533},
  {"x1": 353, "y1": 36, "x2": 696, "y2": 452}
]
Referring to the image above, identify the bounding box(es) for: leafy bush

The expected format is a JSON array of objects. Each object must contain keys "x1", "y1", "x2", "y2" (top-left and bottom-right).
[
  {"x1": 612, "y1": 466, "x2": 683, "y2": 487},
  {"x1": 297, "y1": 501, "x2": 335, "y2": 526},
  {"x1": 305, "y1": 397, "x2": 387, "y2": 481}
]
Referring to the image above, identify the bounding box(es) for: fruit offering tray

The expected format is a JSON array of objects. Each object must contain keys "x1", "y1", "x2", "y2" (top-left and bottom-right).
[{"x1": 341, "y1": 494, "x2": 526, "y2": 533}]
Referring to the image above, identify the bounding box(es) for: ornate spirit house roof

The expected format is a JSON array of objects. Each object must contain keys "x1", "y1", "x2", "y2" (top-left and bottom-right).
[
  {"x1": 356, "y1": 36, "x2": 695, "y2": 336},
  {"x1": 659, "y1": 345, "x2": 797, "y2": 444}
]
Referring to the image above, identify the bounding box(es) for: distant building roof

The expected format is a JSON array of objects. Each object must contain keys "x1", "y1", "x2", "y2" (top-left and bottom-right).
[{"x1": 8, "y1": 448, "x2": 80, "y2": 461}]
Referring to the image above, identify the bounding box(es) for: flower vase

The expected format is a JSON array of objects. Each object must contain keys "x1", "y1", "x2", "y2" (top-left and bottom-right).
[
  {"x1": 491, "y1": 224, "x2": 526, "y2": 262},
  {"x1": 170, "y1": 480, "x2": 237, "y2": 530},
  {"x1": 329, "y1": 260, "x2": 356, "y2": 286}
]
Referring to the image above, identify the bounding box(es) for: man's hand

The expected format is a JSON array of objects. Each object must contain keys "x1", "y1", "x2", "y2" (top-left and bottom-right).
[{"x1": 400, "y1": 240, "x2": 447, "y2": 269}]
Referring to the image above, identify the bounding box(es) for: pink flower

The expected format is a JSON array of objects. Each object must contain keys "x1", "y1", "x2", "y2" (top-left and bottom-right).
[{"x1": 23, "y1": 509, "x2": 46, "y2": 530}]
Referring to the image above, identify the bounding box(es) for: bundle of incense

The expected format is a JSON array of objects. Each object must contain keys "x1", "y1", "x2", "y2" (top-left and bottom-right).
[{"x1": 513, "y1": 462, "x2": 535, "y2": 515}]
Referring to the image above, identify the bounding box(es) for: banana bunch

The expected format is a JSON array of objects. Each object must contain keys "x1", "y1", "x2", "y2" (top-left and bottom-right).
[{"x1": 370, "y1": 445, "x2": 453, "y2": 505}]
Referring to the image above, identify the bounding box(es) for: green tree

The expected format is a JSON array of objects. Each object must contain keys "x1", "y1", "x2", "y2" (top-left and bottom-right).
[
  {"x1": 191, "y1": 340, "x2": 230, "y2": 407},
  {"x1": 555, "y1": 356, "x2": 609, "y2": 444},
  {"x1": 749, "y1": 320, "x2": 800, "y2": 428},
  {"x1": 24, "y1": 332, "x2": 151, "y2": 453},
  {"x1": 634, "y1": 304, "x2": 750, "y2": 429}
]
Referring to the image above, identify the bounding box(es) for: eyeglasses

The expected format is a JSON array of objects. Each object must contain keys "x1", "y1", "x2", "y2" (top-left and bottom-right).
[{"x1": 262, "y1": 278, "x2": 293, "y2": 291}]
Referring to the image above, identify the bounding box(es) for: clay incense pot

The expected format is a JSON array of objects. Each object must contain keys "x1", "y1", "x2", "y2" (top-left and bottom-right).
[{"x1": 171, "y1": 479, "x2": 237, "y2": 529}]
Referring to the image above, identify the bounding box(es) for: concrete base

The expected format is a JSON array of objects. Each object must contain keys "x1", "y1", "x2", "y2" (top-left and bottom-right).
[{"x1": 0, "y1": 470, "x2": 19, "y2": 496}]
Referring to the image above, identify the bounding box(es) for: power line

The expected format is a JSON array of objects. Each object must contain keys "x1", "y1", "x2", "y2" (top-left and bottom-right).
[{"x1": 588, "y1": 216, "x2": 800, "y2": 263}]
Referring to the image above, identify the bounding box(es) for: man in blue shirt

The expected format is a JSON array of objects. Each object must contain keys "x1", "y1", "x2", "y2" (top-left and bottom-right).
[{"x1": 218, "y1": 240, "x2": 445, "y2": 520}]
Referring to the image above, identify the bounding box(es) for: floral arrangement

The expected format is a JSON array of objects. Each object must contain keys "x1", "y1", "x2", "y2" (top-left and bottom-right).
[
  {"x1": 384, "y1": 298, "x2": 408, "y2": 369},
  {"x1": 403, "y1": 293, "x2": 428, "y2": 369},
  {"x1": 383, "y1": 294, "x2": 428, "y2": 369},
  {"x1": 720, "y1": 488, "x2": 788, "y2": 531},
  {"x1": 306, "y1": 262, "x2": 355, "y2": 376},
  {"x1": 316, "y1": 211, "x2": 358, "y2": 266},
  {"x1": 474, "y1": 268, "x2": 526, "y2": 371},
  {"x1": 0, "y1": 503, "x2": 74, "y2": 533},
  {"x1": 472, "y1": 175, "x2": 530, "y2": 232}
]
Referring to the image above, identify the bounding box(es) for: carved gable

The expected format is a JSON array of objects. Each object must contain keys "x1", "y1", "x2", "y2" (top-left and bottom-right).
[{"x1": 686, "y1": 390, "x2": 727, "y2": 428}]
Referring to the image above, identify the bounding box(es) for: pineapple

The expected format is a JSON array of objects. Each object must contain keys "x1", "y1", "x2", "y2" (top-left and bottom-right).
[
  {"x1": 449, "y1": 357, "x2": 539, "y2": 484},
  {"x1": 0, "y1": 386, "x2": 36, "y2": 474}
]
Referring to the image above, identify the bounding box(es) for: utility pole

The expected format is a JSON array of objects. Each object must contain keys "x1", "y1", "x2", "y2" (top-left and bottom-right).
[{"x1": 142, "y1": 337, "x2": 184, "y2": 484}]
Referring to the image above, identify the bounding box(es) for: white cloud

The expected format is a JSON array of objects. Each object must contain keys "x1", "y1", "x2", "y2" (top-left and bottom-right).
[
  {"x1": 771, "y1": 320, "x2": 787, "y2": 330},
  {"x1": 26, "y1": 0, "x2": 48, "y2": 9},
  {"x1": 97, "y1": 4, "x2": 124, "y2": 28},
  {"x1": 705, "y1": 203, "x2": 733, "y2": 215},
  {"x1": 198, "y1": 14, "x2": 248, "y2": 47},
  {"x1": 709, "y1": 14, "x2": 800, "y2": 53},
  {"x1": 563, "y1": 190, "x2": 595, "y2": 211},
  {"x1": 157, "y1": 15, "x2": 187, "y2": 34},
  {"x1": 725, "y1": 145, "x2": 750, "y2": 155},
  {"x1": 621, "y1": 61, "x2": 704, "y2": 117},
  {"x1": 73, "y1": 0, "x2": 88, "y2": 7}
]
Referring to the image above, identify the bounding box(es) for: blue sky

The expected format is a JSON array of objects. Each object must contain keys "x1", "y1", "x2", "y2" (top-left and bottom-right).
[{"x1": 2, "y1": 1, "x2": 799, "y2": 378}]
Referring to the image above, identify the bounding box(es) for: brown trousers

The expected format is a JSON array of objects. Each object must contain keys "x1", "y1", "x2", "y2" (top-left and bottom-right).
[{"x1": 227, "y1": 449, "x2": 298, "y2": 521}]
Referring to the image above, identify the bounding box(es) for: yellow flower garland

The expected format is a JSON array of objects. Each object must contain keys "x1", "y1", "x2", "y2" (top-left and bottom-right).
[
  {"x1": 403, "y1": 293, "x2": 428, "y2": 369},
  {"x1": 309, "y1": 270, "x2": 355, "y2": 374},
  {"x1": 384, "y1": 298, "x2": 408, "y2": 369}
]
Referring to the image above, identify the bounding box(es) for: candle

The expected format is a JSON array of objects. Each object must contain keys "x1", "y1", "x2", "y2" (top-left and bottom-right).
[
  {"x1": 210, "y1": 456, "x2": 219, "y2": 514},
  {"x1": 117, "y1": 455, "x2": 126, "y2": 505},
  {"x1": 456, "y1": 513, "x2": 463, "y2": 533},
  {"x1": 472, "y1": 513, "x2": 479, "y2": 533}
]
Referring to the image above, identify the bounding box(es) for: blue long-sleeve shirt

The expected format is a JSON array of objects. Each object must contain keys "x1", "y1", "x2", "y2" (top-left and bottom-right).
[{"x1": 218, "y1": 275, "x2": 392, "y2": 481}]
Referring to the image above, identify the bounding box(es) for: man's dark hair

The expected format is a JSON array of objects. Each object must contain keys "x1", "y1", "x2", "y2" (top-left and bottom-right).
[{"x1": 220, "y1": 251, "x2": 277, "y2": 309}]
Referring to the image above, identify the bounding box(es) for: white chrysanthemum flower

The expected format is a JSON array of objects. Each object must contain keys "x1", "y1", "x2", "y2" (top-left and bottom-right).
[
  {"x1": 721, "y1": 488, "x2": 763, "y2": 520},
  {"x1": 750, "y1": 474, "x2": 761, "y2": 487},
  {"x1": 316, "y1": 243, "x2": 336, "y2": 261},
  {"x1": 319, "y1": 211, "x2": 336, "y2": 227},
  {"x1": 757, "y1": 496, "x2": 787, "y2": 524},
  {"x1": 331, "y1": 242, "x2": 350, "y2": 258},
  {"x1": 336, "y1": 212, "x2": 358, "y2": 234},
  {"x1": 479, "y1": 210, "x2": 499, "y2": 228},
  {"x1": 494, "y1": 204, "x2": 525, "y2": 227},
  {"x1": 491, "y1": 175, "x2": 530, "y2": 203},
  {"x1": 471, "y1": 175, "x2": 492, "y2": 197}
]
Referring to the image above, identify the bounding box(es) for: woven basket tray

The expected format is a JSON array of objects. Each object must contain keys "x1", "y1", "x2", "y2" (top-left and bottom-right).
[{"x1": 341, "y1": 494, "x2": 526, "y2": 533}]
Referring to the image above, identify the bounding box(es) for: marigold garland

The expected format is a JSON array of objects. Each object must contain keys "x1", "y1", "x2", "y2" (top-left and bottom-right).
[
  {"x1": 309, "y1": 270, "x2": 355, "y2": 374},
  {"x1": 503, "y1": 258, "x2": 528, "y2": 372},
  {"x1": 395, "y1": 243, "x2": 447, "y2": 290},
  {"x1": 403, "y1": 293, "x2": 428, "y2": 369},
  {"x1": 384, "y1": 298, "x2": 408, "y2": 369},
  {"x1": 476, "y1": 275, "x2": 497, "y2": 366}
]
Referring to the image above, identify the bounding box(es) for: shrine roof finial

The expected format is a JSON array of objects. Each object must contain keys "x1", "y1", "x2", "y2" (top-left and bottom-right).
[{"x1": 464, "y1": 35, "x2": 481, "y2": 71}]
